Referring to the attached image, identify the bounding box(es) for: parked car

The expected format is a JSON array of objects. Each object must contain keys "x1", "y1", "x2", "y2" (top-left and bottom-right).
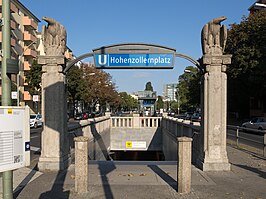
[
  {"x1": 241, "y1": 117, "x2": 266, "y2": 130},
  {"x1": 74, "y1": 111, "x2": 96, "y2": 120},
  {"x1": 191, "y1": 113, "x2": 201, "y2": 121},
  {"x1": 184, "y1": 112, "x2": 193, "y2": 120},
  {"x1": 30, "y1": 114, "x2": 43, "y2": 128}
]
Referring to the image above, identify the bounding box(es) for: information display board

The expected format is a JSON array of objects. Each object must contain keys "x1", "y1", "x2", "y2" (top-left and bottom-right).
[{"x1": 0, "y1": 106, "x2": 30, "y2": 172}]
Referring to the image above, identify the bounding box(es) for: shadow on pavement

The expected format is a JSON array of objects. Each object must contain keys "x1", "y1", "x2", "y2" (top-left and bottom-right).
[
  {"x1": 148, "y1": 164, "x2": 177, "y2": 190},
  {"x1": 90, "y1": 122, "x2": 115, "y2": 198},
  {"x1": 233, "y1": 163, "x2": 266, "y2": 180},
  {"x1": 13, "y1": 165, "x2": 38, "y2": 198},
  {"x1": 39, "y1": 170, "x2": 70, "y2": 199}
]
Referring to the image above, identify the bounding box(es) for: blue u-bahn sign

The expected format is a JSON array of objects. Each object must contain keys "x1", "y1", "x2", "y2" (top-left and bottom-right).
[
  {"x1": 93, "y1": 43, "x2": 176, "y2": 69},
  {"x1": 95, "y1": 54, "x2": 173, "y2": 68}
]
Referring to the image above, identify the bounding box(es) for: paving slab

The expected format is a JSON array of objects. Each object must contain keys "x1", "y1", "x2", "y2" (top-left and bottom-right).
[{"x1": 0, "y1": 145, "x2": 265, "y2": 199}]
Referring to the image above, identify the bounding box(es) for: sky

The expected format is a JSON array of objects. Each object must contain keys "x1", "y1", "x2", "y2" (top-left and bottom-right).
[{"x1": 21, "y1": 0, "x2": 253, "y2": 95}]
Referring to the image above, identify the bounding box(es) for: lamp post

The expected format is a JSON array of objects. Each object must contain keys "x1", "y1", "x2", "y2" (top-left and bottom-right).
[{"x1": 1, "y1": 1, "x2": 13, "y2": 198}]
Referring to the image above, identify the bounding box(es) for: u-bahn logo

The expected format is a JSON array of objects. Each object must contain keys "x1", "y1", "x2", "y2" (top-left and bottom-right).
[
  {"x1": 97, "y1": 54, "x2": 108, "y2": 65},
  {"x1": 126, "y1": 141, "x2": 132, "y2": 148}
]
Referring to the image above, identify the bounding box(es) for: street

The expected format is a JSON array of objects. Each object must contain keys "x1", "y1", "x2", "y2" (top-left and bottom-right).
[{"x1": 29, "y1": 127, "x2": 42, "y2": 169}]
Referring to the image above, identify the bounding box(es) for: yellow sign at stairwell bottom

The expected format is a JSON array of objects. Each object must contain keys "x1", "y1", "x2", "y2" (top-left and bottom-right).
[{"x1": 126, "y1": 141, "x2": 132, "y2": 148}]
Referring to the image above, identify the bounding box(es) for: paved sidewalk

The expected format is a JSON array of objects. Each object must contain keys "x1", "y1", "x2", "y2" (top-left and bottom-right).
[{"x1": 0, "y1": 145, "x2": 266, "y2": 199}]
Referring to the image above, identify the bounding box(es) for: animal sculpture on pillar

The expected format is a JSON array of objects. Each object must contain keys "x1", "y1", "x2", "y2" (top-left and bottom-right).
[
  {"x1": 42, "y1": 16, "x2": 67, "y2": 56},
  {"x1": 201, "y1": 16, "x2": 227, "y2": 55}
]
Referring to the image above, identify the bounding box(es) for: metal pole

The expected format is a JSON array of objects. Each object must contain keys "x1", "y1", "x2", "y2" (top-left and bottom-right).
[{"x1": 1, "y1": 0, "x2": 13, "y2": 198}]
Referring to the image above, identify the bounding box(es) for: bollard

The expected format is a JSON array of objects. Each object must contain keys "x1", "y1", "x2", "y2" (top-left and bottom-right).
[
  {"x1": 177, "y1": 137, "x2": 192, "y2": 194},
  {"x1": 74, "y1": 136, "x2": 89, "y2": 194}
]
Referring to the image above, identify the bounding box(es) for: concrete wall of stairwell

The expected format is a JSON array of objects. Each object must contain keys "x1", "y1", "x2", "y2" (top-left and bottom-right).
[
  {"x1": 110, "y1": 127, "x2": 162, "y2": 151},
  {"x1": 162, "y1": 116, "x2": 200, "y2": 161},
  {"x1": 68, "y1": 116, "x2": 111, "y2": 161},
  {"x1": 110, "y1": 116, "x2": 162, "y2": 151}
]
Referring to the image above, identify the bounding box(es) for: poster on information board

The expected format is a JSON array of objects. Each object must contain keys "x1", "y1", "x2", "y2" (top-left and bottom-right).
[{"x1": 0, "y1": 106, "x2": 30, "y2": 172}]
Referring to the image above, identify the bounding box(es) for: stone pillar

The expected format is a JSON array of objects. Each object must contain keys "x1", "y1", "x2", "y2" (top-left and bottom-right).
[
  {"x1": 37, "y1": 56, "x2": 70, "y2": 171},
  {"x1": 198, "y1": 55, "x2": 231, "y2": 171},
  {"x1": 133, "y1": 113, "x2": 140, "y2": 128},
  {"x1": 105, "y1": 112, "x2": 111, "y2": 117},
  {"x1": 177, "y1": 137, "x2": 192, "y2": 194},
  {"x1": 74, "y1": 136, "x2": 89, "y2": 194}
]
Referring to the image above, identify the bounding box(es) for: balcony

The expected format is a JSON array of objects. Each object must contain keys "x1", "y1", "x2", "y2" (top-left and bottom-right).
[
  {"x1": 23, "y1": 48, "x2": 37, "y2": 58},
  {"x1": 22, "y1": 16, "x2": 38, "y2": 30},
  {"x1": 10, "y1": 2, "x2": 18, "y2": 13},
  {"x1": 23, "y1": 32, "x2": 37, "y2": 43},
  {"x1": 11, "y1": 37, "x2": 16, "y2": 47},
  {"x1": 10, "y1": 20, "x2": 16, "y2": 30},
  {"x1": 23, "y1": 61, "x2": 31, "y2": 71},
  {"x1": 0, "y1": 32, "x2": 17, "y2": 47},
  {"x1": 23, "y1": 91, "x2": 32, "y2": 101},
  {"x1": 0, "y1": 1, "x2": 18, "y2": 13}
]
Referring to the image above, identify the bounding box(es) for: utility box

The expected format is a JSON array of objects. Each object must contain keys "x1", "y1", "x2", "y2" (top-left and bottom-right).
[{"x1": 0, "y1": 106, "x2": 30, "y2": 172}]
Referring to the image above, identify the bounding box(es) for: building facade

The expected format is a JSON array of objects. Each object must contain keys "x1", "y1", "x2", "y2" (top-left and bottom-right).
[
  {"x1": 0, "y1": 0, "x2": 73, "y2": 113},
  {"x1": 249, "y1": 0, "x2": 266, "y2": 13},
  {"x1": 163, "y1": 83, "x2": 177, "y2": 102},
  {"x1": 0, "y1": 0, "x2": 40, "y2": 112}
]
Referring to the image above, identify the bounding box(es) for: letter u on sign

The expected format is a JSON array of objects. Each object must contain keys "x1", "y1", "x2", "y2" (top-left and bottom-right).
[{"x1": 98, "y1": 54, "x2": 107, "y2": 65}]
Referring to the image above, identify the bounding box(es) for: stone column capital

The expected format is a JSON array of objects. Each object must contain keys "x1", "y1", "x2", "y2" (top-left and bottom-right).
[
  {"x1": 37, "y1": 55, "x2": 65, "y2": 65},
  {"x1": 202, "y1": 54, "x2": 232, "y2": 65},
  {"x1": 74, "y1": 136, "x2": 89, "y2": 142},
  {"x1": 177, "y1": 137, "x2": 193, "y2": 142}
]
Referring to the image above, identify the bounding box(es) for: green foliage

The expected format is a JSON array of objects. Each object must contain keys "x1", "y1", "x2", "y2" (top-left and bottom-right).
[
  {"x1": 177, "y1": 66, "x2": 200, "y2": 112},
  {"x1": 118, "y1": 92, "x2": 138, "y2": 111},
  {"x1": 66, "y1": 65, "x2": 84, "y2": 103},
  {"x1": 145, "y1": 81, "x2": 153, "y2": 91},
  {"x1": 170, "y1": 101, "x2": 179, "y2": 113},
  {"x1": 156, "y1": 96, "x2": 164, "y2": 109},
  {"x1": 66, "y1": 63, "x2": 120, "y2": 112},
  {"x1": 25, "y1": 59, "x2": 42, "y2": 96},
  {"x1": 225, "y1": 11, "x2": 266, "y2": 117},
  {"x1": 226, "y1": 11, "x2": 266, "y2": 78}
]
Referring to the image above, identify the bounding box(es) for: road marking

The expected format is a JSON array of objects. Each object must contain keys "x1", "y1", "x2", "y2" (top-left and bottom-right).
[{"x1": 31, "y1": 146, "x2": 40, "y2": 152}]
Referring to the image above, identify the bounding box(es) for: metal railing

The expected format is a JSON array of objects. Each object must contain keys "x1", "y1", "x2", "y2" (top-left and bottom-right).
[{"x1": 227, "y1": 125, "x2": 266, "y2": 157}]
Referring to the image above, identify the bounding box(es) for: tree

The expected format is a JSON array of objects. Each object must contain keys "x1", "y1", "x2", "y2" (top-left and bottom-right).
[
  {"x1": 156, "y1": 96, "x2": 164, "y2": 110},
  {"x1": 177, "y1": 66, "x2": 200, "y2": 112},
  {"x1": 118, "y1": 92, "x2": 138, "y2": 111},
  {"x1": 225, "y1": 11, "x2": 266, "y2": 118},
  {"x1": 170, "y1": 101, "x2": 179, "y2": 113},
  {"x1": 79, "y1": 63, "x2": 119, "y2": 112},
  {"x1": 145, "y1": 81, "x2": 153, "y2": 91},
  {"x1": 25, "y1": 59, "x2": 42, "y2": 96},
  {"x1": 66, "y1": 64, "x2": 84, "y2": 115}
]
